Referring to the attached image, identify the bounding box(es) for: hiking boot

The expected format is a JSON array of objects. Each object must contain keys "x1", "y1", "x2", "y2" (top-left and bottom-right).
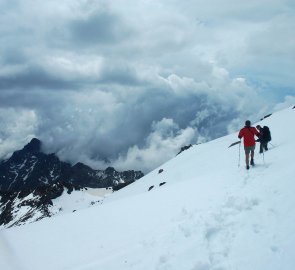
[
  {"x1": 250, "y1": 159, "x2": 254, "y2": 166},
  {"x1": 246, "y1": 165, "x2": 250, "y2": 170}
]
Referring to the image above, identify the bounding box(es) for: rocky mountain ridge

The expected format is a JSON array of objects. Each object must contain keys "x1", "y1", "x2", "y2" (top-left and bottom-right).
[{"x1": 0, "y1": 138, "x2": 143, "y2": 228}]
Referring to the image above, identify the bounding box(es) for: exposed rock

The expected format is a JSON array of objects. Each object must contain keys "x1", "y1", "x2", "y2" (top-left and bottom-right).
[
  {"x1": 148, "y1": 185, "x2": 154, "y2": 191},
  {"x1": 260, "y1": 113, "x2": 272, "y2": 121},
  {"x1": 0, "y1": 138, "x2": 144, "y2": 228},
  {"x1": 177, "y1": 144, "x2": 192, "y2": 155}
]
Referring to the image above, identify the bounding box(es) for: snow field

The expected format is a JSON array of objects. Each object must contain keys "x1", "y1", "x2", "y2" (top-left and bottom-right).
[{"x1": 0, "y1": 106, "x2": 295, "y2": 270}]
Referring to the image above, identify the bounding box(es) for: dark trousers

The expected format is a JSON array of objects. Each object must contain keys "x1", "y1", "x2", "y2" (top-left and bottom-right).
[{"x1": 259, "y1": 142, "x2": 268, "y2": 153}]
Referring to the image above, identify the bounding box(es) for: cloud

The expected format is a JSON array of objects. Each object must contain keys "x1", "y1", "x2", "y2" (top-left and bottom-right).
[
  {"x1": 68, "y1": 11, "x2": 132, "y2": 46},
  {"x1": 0, "y1": 0, "x2": 294, "y2": 173},
  {"x1": 0, "y1": 108, "x2": 38, "y2": 159},
  {"x1": 273, "y1": 96, "x2": 295, "y2": 111},
  {"x1": 0, "y1": 66, "x2": 268, "y2": 173},
  {"x1": 0, "y1": 65, "x2": 75, "y2": 90},
  {"x1": 112, "y1": 118, "x2": 199, "y2": 172}
]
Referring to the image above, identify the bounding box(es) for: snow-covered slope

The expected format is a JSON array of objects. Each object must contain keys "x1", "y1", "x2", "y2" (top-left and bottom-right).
[
  {"x1": 0, "y1": 187, "x2": 112, "y2": 229},
  {"x1": 50, "y1": 187, "x2": 113, "y2": 214},
  {"x1": 1, "y1": 106, "x2": 295, "y2": 270}
]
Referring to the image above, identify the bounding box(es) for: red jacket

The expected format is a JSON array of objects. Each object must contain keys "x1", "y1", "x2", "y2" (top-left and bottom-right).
[{"x1": 238, "y1": 126, "x2": 260, "y2": 147}]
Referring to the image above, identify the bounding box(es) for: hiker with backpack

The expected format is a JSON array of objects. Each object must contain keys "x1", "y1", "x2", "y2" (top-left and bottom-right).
[
  {"x1": 238, "y1": 120, "x2": 260, "y2": 170},
  {"x1": 256, "y1": 125, "x2": 271, "y2": 153}
]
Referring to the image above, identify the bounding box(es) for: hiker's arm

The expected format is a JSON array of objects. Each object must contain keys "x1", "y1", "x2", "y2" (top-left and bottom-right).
[
  {"x1": 238, "y1": 129, "x2": 243, "y2": 139},
  {"x1": 255, "y1": 129, "x2": 261, "y2": 138}
]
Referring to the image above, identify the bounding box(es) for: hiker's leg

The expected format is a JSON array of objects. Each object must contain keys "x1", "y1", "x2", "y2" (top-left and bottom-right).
[
  {"x1": 259, "y1": 143, "x2": 263, "y2": 153},
  {"x1": 244, "y1": 147, "x2": 251, "y2": 169},
  {"x1": 245, "y1": 152, "x2": 249, "y2": 166},
  {"x1": 251, "y1": 149, "x2": 255, "y2": 160},
  {"x1": 265, "y1": 142, "x2": 268, "y2": 151}
]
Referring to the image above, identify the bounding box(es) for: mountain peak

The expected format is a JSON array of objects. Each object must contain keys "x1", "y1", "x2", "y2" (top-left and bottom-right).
[{"x1": 23, "y1": 138, "x2": 41, "y2": 153}]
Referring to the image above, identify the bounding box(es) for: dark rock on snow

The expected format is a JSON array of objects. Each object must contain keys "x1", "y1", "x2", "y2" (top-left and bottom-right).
[
  {"x1": 260, "y1": 113, "x2": 272, "y2": 121},
  {"x1": 148, "y1": 185, "x2": 154, "y2": 191},
  {"x1": 177, "y1": 144, "x2": 193, "y2": 155}
]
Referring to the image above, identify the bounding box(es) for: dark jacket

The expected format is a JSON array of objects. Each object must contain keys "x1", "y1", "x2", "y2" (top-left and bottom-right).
[{"x1": 259, "y1": 126, "x2": 271, "y2": 143}]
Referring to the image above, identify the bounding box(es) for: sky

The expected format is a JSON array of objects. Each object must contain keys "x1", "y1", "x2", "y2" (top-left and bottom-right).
[{"x1": 0, "y1": 0, "x2": 294, "y2": 173}]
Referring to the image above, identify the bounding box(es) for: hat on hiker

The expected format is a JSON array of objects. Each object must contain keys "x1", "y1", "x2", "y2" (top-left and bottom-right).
[{"x1": 245, "y1": 120, "x2": 251, "y2": 127}]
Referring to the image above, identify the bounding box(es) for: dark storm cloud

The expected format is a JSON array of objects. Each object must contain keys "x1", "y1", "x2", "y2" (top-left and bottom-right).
[
  {"x1": 0, "y1": 66, "x2": 76, "y2": 90},
  {"x1": 99, "y1": 63, "x2": 147, "y2": 86},
  {"x1": 1, "y1": 48, "x2": 27, "y2": 65},
  {"x1": 68, "y1": 11, "x2": 131, "y2": 46}
]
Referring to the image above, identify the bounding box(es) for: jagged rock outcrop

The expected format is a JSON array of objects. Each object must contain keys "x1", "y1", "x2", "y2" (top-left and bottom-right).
[
  {"x1": 177, "y1": 144, "x2": 193, "y2": 155},
  {"x1": 0, "y1": 138, "x2": 144, "y2": 228}
]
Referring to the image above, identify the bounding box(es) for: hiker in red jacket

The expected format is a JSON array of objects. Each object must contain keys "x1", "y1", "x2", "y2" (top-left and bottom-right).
[{"x1": 238, "y1": 120, "x2": 260, "y2": 170}]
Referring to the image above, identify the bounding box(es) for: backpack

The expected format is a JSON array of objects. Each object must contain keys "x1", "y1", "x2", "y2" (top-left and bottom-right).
[{"x1": 262, "y1": 126, "x2": 271, "y2": 142}]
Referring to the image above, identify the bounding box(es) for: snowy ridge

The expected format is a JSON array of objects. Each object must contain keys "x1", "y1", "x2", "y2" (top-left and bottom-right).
[{"x1": 0, "y1": 106, "x2": 295, "y2": 270}]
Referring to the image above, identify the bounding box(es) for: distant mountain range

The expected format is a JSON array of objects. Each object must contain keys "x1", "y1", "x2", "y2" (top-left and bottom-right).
[{"x1": 0, "y1": 138, "x2": 143, "y2": 228}]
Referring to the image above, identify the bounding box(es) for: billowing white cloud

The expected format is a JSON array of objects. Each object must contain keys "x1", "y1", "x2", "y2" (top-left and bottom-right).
[
  {"x1": 113, "y1": 118, "x2": 199, "y2": 172},
  {"x1": 273, "y1": 96, "x2": 295, "y2": 111},
  {"x1": 0, "y1": 108, "x2": 38, "y2": 159}
]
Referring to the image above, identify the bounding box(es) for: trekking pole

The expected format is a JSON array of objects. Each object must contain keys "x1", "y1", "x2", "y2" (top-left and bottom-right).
[
  {"x1": 263, "y1": 149, "x2": 265, "y2": 164},
  {"x1": 269, "y1": 142, "x2": 275, "y2": 147},
  {"x1": 238, "y1": 140, "x2": 241, "y2": 167}
]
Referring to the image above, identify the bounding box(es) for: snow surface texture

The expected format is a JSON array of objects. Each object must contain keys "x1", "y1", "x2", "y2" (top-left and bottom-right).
[
  {"x1": 49, "y1": 188, "x2": 113, "y2": 216},
  {"x1": 0, "y1": 106, "x2": 295, "y2": 270},
  {"x1": 0, "y1": 188, "x2": 113, "y2": 229}
]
